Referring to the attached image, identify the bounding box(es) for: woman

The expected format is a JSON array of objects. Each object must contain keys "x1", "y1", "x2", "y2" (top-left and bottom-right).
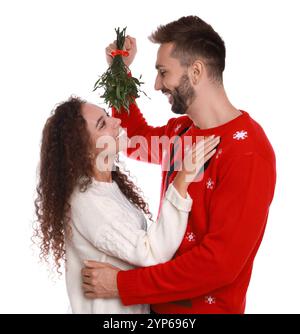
[{"x1": 34, "y1": 96, "x2": 219, "y2": 313}]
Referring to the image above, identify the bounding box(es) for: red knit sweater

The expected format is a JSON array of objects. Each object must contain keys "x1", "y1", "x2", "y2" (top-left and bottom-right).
[{"x1": 112, "y1": 103, "x2": 276, "y2": 314}]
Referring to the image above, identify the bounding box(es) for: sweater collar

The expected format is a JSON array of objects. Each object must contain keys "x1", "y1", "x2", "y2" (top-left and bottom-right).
[
  {"x1": 91, "y1": 178, "x2": 119, "y2": 189},
  {"x1": 190, "y1": 110, "x2": 249, "y2": 136}
]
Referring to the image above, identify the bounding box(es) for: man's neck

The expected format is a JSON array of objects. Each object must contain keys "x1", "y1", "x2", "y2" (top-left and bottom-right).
[{"x1": 187, "y1": 84, "x2": 241, "y2": 129}]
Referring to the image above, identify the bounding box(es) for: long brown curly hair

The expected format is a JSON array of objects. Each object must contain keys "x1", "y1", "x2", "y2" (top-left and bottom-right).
[{"x1": 34, "y1": 96, "x2": 152, "y2": 273}]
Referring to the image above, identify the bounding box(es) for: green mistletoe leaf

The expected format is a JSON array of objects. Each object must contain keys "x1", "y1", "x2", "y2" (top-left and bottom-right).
[{"x1": 93, "y1": 27, "x2": 148, "y2": 113}]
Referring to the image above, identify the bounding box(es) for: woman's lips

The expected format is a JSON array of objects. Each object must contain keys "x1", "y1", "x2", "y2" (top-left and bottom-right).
[{"x1": 116, "y1": 128, "x2": 125, "y2": 139}]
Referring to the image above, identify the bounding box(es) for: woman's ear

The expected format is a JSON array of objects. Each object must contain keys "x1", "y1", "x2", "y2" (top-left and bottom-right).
[{"x1": 189, "y1": 60, "x2": 204, "y2": 85}]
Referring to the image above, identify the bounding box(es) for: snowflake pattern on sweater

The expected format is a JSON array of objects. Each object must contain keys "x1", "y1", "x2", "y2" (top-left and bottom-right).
[{"x1": 233, "y1": 130, "x2": 248, "y2": 140}]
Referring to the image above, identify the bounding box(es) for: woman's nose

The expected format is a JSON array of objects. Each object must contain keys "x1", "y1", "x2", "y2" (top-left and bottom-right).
[{"x1": 112, "y1": 117, "x2": 121, "y2": 128}]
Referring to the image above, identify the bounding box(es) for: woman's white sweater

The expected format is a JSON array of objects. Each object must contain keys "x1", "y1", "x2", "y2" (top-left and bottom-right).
[{"x1": 66, "y1": 178, "x2": 192, "y2": 314}]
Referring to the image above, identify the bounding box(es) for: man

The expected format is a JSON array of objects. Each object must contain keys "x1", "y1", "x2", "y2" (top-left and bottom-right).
[{"x1": 82, "y1": 16, "x2": 276, "y2": 313}]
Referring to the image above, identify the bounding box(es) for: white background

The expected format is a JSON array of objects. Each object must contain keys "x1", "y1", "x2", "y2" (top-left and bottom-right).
[{"x1": 0, "y1": 0, "x2": 299, "y2": 314}]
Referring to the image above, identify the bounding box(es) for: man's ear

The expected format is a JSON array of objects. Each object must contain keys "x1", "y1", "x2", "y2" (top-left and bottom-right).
[{"x1": 189, "y1": 60, "x2": 204, "y2": 85}]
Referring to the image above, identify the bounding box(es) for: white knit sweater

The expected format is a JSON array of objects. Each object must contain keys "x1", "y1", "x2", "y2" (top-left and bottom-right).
[{"x1": 66, "y1": 178, "x2": 192, "y2": 314}]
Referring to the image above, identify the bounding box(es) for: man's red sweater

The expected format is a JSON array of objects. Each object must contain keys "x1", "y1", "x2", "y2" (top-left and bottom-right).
[{"x1": 112, "y1": 103, "x2": 276, "y2": 314}]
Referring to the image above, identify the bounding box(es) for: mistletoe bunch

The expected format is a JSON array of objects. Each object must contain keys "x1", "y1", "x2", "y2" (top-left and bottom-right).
[{"x1": 93, "y1": 27, "x2": 146, "y2": 113}]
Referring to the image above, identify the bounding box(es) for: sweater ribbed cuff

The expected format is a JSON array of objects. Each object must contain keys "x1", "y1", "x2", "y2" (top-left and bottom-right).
[
  {"x1": 165, "y1": 183, "x2": 193, "y2": 212},
  {"x1": 117, "y1": 269, "x2": 141, "y2": 306}
]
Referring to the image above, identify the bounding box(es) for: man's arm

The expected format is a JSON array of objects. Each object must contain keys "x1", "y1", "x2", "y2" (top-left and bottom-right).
[
  {"x1": 112, "y1": 102, "x2": 177, "y2": 164},
  {"x1": 106, "y1": 36, "x2": 180, "y2": 164},
  {"x1": 116, "y1": 152, "x2": 276, "y2": 305}
]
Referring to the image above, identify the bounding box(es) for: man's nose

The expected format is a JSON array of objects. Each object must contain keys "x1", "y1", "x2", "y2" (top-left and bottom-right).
[{"x1": 154, "y1": 74, "x2": 162, "y2": 91}]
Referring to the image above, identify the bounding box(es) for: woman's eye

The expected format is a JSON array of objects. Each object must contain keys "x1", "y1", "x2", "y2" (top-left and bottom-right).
[{"x1": 98, "y1": 122, "x2": 105, "y2": 129}]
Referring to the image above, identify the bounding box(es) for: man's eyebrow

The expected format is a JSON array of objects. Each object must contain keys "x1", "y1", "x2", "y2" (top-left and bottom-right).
[
  {"x1": 155, "y1": 64, "x2": 163, "y2": 70},
  {"x1": 95, "y1": 116, "x2": 104, "y2": 128}
]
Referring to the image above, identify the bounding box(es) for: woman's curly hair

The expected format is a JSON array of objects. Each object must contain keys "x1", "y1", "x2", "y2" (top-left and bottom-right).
[{"x1": 34, "y1": 96, "x2": 152, "y2": 273}]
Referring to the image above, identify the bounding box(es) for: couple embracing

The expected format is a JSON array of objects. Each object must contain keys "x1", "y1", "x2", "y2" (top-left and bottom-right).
[{"x1": 35, "y1": 16, "x2": 276, "y2": 314}]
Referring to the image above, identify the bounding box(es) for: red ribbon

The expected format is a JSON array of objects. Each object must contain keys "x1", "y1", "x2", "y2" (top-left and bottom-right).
[{"x1": 110, "y1": 50, "x2": 129, "y2": 58}]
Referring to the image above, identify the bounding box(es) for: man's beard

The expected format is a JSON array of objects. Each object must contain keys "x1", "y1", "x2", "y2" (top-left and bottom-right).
[{"x1": 164, "y1": 74, "x2": 196, "y2": 115}]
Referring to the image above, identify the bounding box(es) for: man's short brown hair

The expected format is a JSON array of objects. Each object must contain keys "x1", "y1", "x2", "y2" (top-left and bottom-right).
[{"x1": 150, "y1": 16, "x2": 226, "y2": 83}]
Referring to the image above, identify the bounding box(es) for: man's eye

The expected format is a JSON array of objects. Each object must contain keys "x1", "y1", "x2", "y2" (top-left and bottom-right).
[{"x1": 160, "y1": 71, "x2": 166, "y2": 77}]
